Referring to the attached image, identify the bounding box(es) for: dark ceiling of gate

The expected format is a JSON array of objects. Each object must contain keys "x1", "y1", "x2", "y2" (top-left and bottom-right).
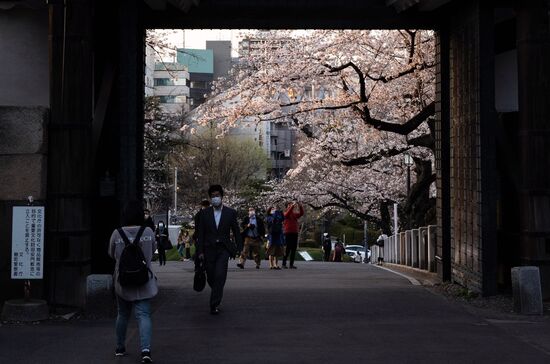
[{"x1": 141, "y1": 0, "x2": 449, "y2": 29}]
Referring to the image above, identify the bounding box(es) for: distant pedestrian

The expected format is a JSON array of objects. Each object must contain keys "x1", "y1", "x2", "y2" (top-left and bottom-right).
[
  {"x1": 376, "y1": 231, "x2": 388, "y2": 264},
  {"x1": 238, "y1": 207, "x2": 265, "y2": 269},
  {"x1": 322, "y1": 232, "x2": 332, "y2": 262},
  {"x1": 332, "y1": 239, "x2": 345, "y2": 262},
  {"x1": 195, "y1": 185, "x2": 242, "y2": 315},
  {"x1": 144, "y1": 209, "x2": 155, "y2": 231},
  {"x1": 155, "y1": 221, "x2": 170, "y2": 266},
  {"x1": 177, "y1": 229, "x2": 191, "y2": 261},
  {"x1": 282, "y1": 201, "x2": 304, "y2": 269},
  {"x1": 266, "y1": 206, "x2": 285, "y2": 269},
  {"x1": 108, "y1": 201, "x2": 157, "y2": 363}
]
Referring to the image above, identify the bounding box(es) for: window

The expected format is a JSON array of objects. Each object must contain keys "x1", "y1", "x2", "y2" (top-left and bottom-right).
[
  {"x1": 154, "y1": 78, "x2": 173, "y2": 86},
  {"x1": 159, "y1": 96, "x2": 176, "y2": 103},
  {"x1": 190, "y1": 81, "x2": 208, "y2": 89}
]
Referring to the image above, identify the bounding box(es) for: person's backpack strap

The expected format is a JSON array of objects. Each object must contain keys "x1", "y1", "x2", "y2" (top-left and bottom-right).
[
  {"x1": 134, "y1": 225, "x2": 146, "y2": 245},
  {"x1": 117, "y1": 228, "x2": 131, "y2": 246},
  {"x1": 117, "y1": 226, "x2": 146, "y2": 246}
]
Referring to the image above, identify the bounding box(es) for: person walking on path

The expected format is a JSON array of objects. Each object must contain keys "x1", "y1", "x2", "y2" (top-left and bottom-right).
[
  {"x1": 282, "y1": 201, "x2": 304, "y2": 269},
  {"x1": 322, "y1": 232, "x2": 332, "y2": 262},
  {"x1": 196, "y1": 185, "x2": 242, "y2": 315},
  {"x1": 108, "y1": 201, "x2": 158, "y2": 363},
  {"x1": 332, "y1": 239, "x2": 345, "y2": 262},
  {"x1": 177, "y1": 229, "x2": 191, "y2": 261},
  {"x1": 376, "y1": 231, "x2": 388, "y2": 265},
  {"x1": 237, "y1": 207, "x2": 265, "y2": 269},
  {"x1": 144, "y1": 209, "x2": 155, "y2": 231},
  {"x1": 155, "y1": 221, "x2": 170, "y2": 266},
  {"x1": 266, "y1": 206, "x2": 285, "y2": 269}
]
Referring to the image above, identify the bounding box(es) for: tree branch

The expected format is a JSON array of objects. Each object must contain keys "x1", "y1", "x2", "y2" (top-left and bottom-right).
[
  {"x1": 407, "y1": 133, "x2": 434, "y2": 149},
  {"x1": 367, "y1": 102, "x2": 435, "y2": 135},
  {"x1": 341, "y1": 146, "x2": 410, "y2": 167}
]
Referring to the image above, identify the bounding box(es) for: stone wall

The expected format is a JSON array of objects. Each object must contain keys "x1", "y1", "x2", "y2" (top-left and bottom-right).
[
  {"x1": 448, "y1": 7, "x2": 483, "y2": 292},
  {"x1": 0, "y1": 106, "x2": 49, "y2": 304}
]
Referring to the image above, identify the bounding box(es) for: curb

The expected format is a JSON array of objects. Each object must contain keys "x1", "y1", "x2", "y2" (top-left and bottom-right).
[{"x1": 371, "y1": 264, "x2": 422, "y2": 286}]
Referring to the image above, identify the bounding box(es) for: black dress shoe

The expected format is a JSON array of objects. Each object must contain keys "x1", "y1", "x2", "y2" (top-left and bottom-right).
[{"x1": 210, "y1": 306, "x2": 220, "y2": 315}]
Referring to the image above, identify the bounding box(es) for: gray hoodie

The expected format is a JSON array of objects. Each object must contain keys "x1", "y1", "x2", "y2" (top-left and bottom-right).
[{"x1": 108, "y1": 226, "x2": 158, "y2": 301}]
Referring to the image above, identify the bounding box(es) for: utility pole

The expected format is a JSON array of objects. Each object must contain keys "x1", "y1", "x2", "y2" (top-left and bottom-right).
[
  {"x1": 363, "y1": 220, "x2": 368, "y2": 263},
  {"x1": 174, "y1": 167, "x2": 178, "y2": 216}
]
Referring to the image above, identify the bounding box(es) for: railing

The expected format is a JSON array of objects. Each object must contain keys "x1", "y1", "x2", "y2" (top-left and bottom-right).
[{"x1": 370, "y1": 225, "x2": 437, "y2": 273}]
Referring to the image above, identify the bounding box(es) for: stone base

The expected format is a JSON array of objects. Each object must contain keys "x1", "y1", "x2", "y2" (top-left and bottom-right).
[
  {"x1": 85, "y1": 274, "x2": 116, "y2": 318},
  {"x1": 511, "y1": 266, "x2": 543, "y2": 315},
  {"x1": 1, "y1": 299, "x2": 49, "y2": 322}
]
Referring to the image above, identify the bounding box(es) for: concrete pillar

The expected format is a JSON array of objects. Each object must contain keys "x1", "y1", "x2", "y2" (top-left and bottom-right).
[
  {"x1": 405, "y1": 230, "x2": 413, "y2": 266},
  {"x1": 399, "y1": 231, "x2": 407, "y2": 264},
  {"x1": 419, "y1": 227, "x2": 428, "y2": 270},
  {"x1": 412, "y1": 229, "x2": 420, "y2": 268},
  {"x1": 428, "y1": 225, "x2": 437, "y2": 272},
  {"x1": 391, "y1": 235, "x2": 396, "y2": 263}
]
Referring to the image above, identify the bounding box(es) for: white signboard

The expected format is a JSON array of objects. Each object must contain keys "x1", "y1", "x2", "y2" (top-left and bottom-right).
[
  {"x1": 11, "y1": 206, "x2": 45, "y2": 279},
  {"x1": 298, "y1": 251, "x2": 314, "y2": 261}
]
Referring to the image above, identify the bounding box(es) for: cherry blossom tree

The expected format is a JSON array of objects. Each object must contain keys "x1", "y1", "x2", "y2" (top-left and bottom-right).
[{"x1": 189, "y1": 29, "x2": 436, "y2": 231}]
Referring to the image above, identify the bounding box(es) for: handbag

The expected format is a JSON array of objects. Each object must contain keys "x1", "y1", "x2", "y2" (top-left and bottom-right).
[{"x1": 193, "y1": 259, "x2": 206, "y2": 292}]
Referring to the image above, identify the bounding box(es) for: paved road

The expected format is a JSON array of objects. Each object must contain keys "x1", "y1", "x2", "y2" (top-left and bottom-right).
[{"x1": 1, "y1": 261, "x2": 549, "y2": 363}]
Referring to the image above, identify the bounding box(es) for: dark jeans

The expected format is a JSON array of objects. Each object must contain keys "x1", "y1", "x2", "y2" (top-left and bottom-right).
[
  {"x1": 185, "y1": 247, "x2": 191, "y2": 259},
  {"x1": 323, "y1": 248, "x2": 331, "y2": 262},
  {"x1": 158, "y1": 247, "x2": 166, "y2": 265},
  {"x1": 205, "y1": 245, "x2": 230, "y2": 308},
  {"x1": 283, "y1": 233, "x2": 298, "y2": 267}
]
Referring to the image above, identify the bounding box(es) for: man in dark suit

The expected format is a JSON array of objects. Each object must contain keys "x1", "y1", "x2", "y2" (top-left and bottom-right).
[{"x1": 196, "y1": 185, "x2": 242, "y2": 315}]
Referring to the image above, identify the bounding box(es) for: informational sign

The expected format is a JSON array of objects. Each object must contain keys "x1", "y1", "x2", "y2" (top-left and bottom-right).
[
  {"x1": 298, "y1": 251, "x2": 314, "y2": 261},
  {"x1": 11, "y1": 206, "x2": 45, "y2": 279}
]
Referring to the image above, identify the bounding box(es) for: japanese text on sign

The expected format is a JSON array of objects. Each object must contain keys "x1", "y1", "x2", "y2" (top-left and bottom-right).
[{"x1": 11, "y1": 206, "x2": 45, "y2": 279}]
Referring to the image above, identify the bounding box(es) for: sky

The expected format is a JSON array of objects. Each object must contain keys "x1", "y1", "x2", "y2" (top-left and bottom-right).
[{"x1": 162, "y1": 29, "x2": 251, "y2": 59}]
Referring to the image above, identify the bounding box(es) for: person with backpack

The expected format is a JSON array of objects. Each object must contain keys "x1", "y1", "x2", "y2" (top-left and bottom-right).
[
  {"x1": 237, "y1": 207, "x2": 265, "y2": 269},
  {"x1": 108, "y1": 201, "x2": 158, "y2": 363},
  {"x1": 282, "y1": 201, "x2": 304, "y2": 269},
  {"x1": 266, "y1": 206, "x2": 285, "y2": 269}
]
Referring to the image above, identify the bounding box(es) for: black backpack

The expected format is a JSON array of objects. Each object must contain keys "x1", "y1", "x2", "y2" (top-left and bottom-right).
[{"x1": 117, "y1": 226, "x2": 151, "y2": 287}]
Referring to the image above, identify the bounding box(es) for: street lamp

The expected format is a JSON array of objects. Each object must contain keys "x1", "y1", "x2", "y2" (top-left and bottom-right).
[{"x1": 403, "y1": 152, "x2": 414, "y2": 196}]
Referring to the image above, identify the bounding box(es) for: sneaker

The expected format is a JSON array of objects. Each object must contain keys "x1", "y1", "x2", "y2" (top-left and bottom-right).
[
  {"x1": 282, "y1": 265, "x2": 288, "y2": 269},
  {"x1": 290, "y1": 266, "x2": 297, "y2": 269},
  {"x1": 256, "y1": 265, "x2": 260, "y2": 269},
  {"x1": 115, "y1": 347, "x2": 126, "y2": 357},
  {"x1": 141, "y1": 350, "x2": 152, "y2": 363},
  {"x1": 237, "y1": 263, "x2": 244, "y2": 269}
]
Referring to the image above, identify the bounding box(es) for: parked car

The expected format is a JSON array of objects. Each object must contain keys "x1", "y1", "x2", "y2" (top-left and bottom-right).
[{"x1": 345, "y1": 245, "x2": 371, "y2": 262}]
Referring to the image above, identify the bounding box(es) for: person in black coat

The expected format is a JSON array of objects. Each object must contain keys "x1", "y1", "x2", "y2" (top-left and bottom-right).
[
  {"x1": 196, "y1": 185, "x2": 242, "y2": 315},
  {"x1": 155, "y1": 221, "x2": 170, "y2": 266},
  {"x1": 144, "y1": 209, "x2": 155, "y2": 231}
]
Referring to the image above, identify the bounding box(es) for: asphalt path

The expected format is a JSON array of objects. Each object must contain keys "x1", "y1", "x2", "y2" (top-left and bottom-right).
[{"x1": 1, "y1": 261, "x2": 549, "y2": 363}]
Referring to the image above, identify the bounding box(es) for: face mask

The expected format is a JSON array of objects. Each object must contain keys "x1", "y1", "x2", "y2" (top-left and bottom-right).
[
  {"x1": 159, "y1": 223, "x2": 164, "y2": 229},
  {"x1": 211, "y1": 196, "x2": 222, "y2": 207}
]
